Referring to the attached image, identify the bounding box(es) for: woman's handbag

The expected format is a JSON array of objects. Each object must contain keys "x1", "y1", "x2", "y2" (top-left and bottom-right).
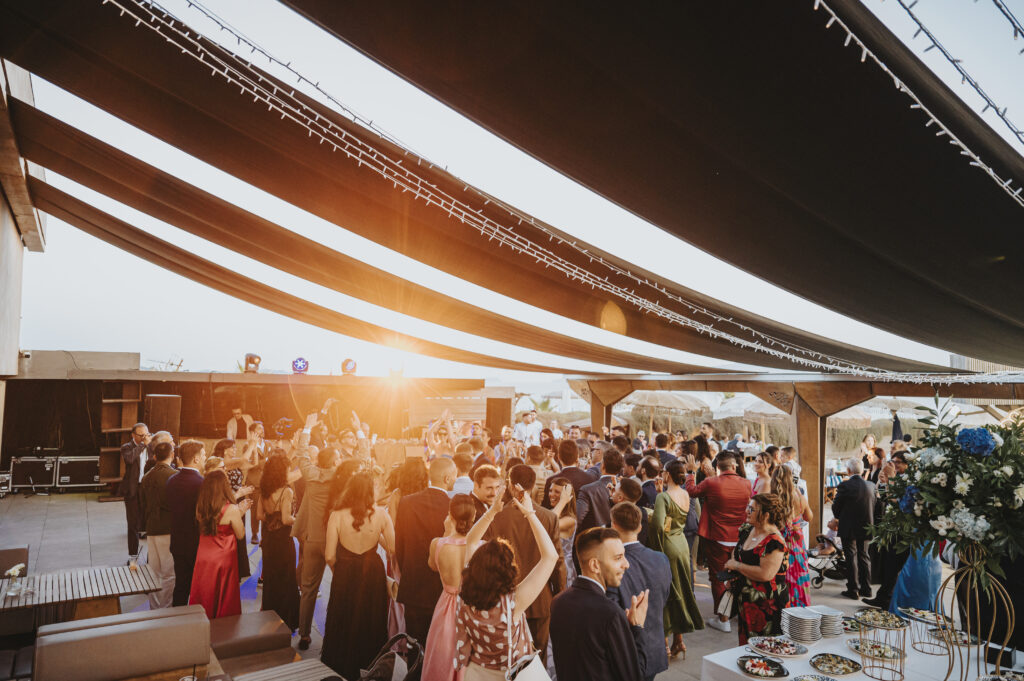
[
  {"x1": 504, "y1": 598, "x2": 551, "y2": 681},
  {"x1": 359, "y1": 633, "x2": 422, "y2": 681}
]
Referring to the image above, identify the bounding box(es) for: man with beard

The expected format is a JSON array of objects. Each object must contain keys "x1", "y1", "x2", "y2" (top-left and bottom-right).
[{"x1": 550, "y1": 528, "x2": 650, "y2": 681}]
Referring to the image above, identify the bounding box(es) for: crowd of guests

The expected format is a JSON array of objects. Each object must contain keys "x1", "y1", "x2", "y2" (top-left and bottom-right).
[{"x1": 123, "y1": 405, "x2": 921, "y2": 680}]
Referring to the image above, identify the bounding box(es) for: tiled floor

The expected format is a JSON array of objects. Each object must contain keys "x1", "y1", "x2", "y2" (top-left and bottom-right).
[{"x1": 1, "y1": 491, "x2": 913, "y2": 679}]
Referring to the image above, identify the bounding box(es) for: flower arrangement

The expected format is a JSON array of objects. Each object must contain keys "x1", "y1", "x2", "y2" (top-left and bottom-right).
[
  {"x1": 4, "y1": 563, "x2": 25, "y2": 579},
  {"x1": 870, "y1": 399, "x2": 1024, "y2": 580}
]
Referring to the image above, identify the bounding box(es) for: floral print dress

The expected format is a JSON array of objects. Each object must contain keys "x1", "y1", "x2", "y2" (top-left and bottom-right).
[
  {"x1": 734, "y1": 525, "x2": 789, "y2": 644},
  {"x1": 783, "y1": 520, "x2": 810, "y2": 607}
]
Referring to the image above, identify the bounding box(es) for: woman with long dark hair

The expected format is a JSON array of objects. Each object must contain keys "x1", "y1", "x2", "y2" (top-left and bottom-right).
[
  {"x1": 322, "y1": 473, "x2": 395, "y2": 679},
  {"x1": 258, "y1": 453, "x2": 299, "y2": 630},
  {"x1": 189, "y1": 470, "x2": 249, "y2": 619},
  {"x1": 752, "y1": 451, "x2": 776, "y2": 497},
  {"x1": 456, "y1": 485, "x2": 558, "y2": 680},
  {"x1": 212, "y1": 438, "x2": 255, "y2": 580},
  {"x1": 547, "y1": 477, "x2": 578, "y2": 585},
  {"x1": 422, "y1": 494, "x2": 476, "y2": 681}
]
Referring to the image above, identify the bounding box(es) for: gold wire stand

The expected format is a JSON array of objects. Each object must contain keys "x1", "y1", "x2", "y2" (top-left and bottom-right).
[
  {"x1": 934, "y1": 544, "x2": 1016, "y2": 681},
  {"x1": 857, "y1": 619, "x2": 907, "y2": 681},
  {"x1": 907, "y1": 613, "x2": 949, "y2": 656}
]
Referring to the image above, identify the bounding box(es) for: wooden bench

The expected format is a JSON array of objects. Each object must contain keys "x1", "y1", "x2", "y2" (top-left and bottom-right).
[{"x1": 0, "y1": 564, "x2": 161, "y2": 624}]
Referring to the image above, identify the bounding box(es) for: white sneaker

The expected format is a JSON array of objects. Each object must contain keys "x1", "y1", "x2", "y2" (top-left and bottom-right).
[{"x1": 707, "y1": 617, "x2": 732, "y2": 633}]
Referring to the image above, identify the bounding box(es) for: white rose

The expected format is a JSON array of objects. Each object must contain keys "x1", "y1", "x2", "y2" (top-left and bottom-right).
[
  {"x1": 913, "y1": 502, "x2": 923, "y2": 517},
  {"x1": 992, "y1": 432, "x2": 1004, "y2": 448},
  {"x1": 1001, "y1": 465, "x2": 1013, "y2": 478},
  {"x1": 931, "y1": 453, "x2": 947, "y2": 468},
  {"x1": 930, "y1": 472, "x2": 948, "y2": 487},
  {"x1": 953, "y1": 473, "x2": 973, "y2": 496},
  {"x1": 915, "y1": 470, "x2": 924, "y2": 482},
  {"x1": 1014, "y1": 485, "x2": 1024, "y2": 509}
]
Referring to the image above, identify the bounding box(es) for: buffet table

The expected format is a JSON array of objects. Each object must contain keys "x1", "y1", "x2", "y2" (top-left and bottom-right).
[{"x1": 701, "y1": 633, "x2": 957, "y2": 681}]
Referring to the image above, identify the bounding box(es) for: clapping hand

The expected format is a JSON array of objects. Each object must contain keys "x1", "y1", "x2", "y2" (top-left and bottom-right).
[
  {"x1": 701, "y1": 459, "x2": 715, "y2": 478},
  {"x1": 236, "y1": 485, "x2": 255, "y2": 498},
  {"x1": 626, "y1": 589, "x2": 649, "y2": 627}
]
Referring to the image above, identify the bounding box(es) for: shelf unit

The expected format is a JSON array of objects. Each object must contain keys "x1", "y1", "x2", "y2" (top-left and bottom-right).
[{"x1": 98, "y1": 381, "x2": 140, "y2": 500}]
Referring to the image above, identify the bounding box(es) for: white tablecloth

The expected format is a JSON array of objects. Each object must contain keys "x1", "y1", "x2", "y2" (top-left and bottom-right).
[{"x1": 701, "y1": 633, "x2": 955, "y2": 681}]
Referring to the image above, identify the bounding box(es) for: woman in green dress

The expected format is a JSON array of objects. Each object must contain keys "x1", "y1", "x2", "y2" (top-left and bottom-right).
[{"x1": 648, "y1": 459, "x2": 704, "y2": 659}]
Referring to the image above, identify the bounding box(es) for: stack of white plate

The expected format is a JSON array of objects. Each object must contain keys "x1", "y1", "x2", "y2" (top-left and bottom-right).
[
  {"x1": 782, "y1": 607, "x2": 822, "y2": 643},
  {"x1": 808, "y1": 605, "x2": 844, "y2": 637}
]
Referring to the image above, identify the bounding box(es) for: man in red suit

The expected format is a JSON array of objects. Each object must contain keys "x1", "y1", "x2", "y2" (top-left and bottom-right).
[{"x1": 683, "y1": 450, "x2": 750, "y2": 633}]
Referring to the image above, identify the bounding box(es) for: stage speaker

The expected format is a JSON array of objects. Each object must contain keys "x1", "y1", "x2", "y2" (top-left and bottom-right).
[
  {"x1": 485, "y1": 398, "x2": 512, "y2": 433},
  {"x1": 144, "y1": 394, "x2": 182, "y2": 442}
]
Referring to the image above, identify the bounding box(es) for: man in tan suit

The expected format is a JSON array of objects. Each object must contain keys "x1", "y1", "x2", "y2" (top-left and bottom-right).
[
  {"x1": 490, "y1": 464, "x2": 566, "y2": 662},
  {"x1": 291, "y1": 443, "x2": 339, "y2": 649}
]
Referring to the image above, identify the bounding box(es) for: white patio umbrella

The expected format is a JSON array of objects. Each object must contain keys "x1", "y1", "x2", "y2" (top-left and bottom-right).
[
  {"x1": 621, "y1": 390, "x2": 710, "y2": 437},
  {"x1": 828, "y1": 406, "x2": 873, "y2": 429},
  {"x1": 714, "y1": 393, "x2": 775, "y2": 420}
]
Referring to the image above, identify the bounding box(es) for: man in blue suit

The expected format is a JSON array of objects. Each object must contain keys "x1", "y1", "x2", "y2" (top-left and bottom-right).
[
  {"x1": 653, "y1": 433, "x2": 675, "y2": 467},
  {"x1": 608, "y1": 502, "x2": 672, "y2": 681},
  {"x1": 166, "y1": 440, "x2": 206, "y2": 606}
]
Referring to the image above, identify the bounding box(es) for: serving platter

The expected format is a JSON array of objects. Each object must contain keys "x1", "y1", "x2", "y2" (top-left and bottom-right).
[
  {"x1": 737, "y1": 654, "x2": 790, "y2": 678},
  {"x1": 809, "y1": 653, "x2": 863, "y2": 676},
  {"x1": 749, "y1": 636, "x2": 809, "y2": 658}
]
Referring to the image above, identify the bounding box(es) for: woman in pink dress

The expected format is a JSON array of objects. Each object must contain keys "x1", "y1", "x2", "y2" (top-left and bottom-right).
[{"x1": 421, "y1": 494, "x2": 476, "y2": 681}]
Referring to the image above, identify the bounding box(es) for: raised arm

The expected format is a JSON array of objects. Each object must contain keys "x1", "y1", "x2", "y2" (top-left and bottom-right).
[
  {"x1": 511, "y1": 489, "x2": 559, "y2": 619},
  {"x1": 465, "y1": 486, "x2": 505, "y2": 565}
]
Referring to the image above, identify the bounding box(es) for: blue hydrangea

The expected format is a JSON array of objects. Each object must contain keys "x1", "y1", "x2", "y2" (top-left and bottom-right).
[
  {"x1": 956, "y1": 428, "x2": 997, "y2": 456},
  {"x1": 899, "y1": 486, "x2": 919, "y2": 513}
]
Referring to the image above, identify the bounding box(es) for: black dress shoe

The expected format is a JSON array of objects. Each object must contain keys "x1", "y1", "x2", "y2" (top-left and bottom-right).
[
  {"x1": 840, "y1": 590, "x2": 861, "y2": 600},
  {"x1": 860, "y1": 589, "x2": 873, "y2": 598},
  {"x1": 297, "y1": 636, "x2": 311, "y2": 651},
  {"x1": 862, "y1": 597, "x2": 887, "y2": 607}
]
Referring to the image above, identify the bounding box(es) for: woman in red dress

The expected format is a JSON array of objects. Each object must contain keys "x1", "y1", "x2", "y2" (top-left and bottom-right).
[{"x1": 189, "y1": 470, "x2": 250, "y2": 619}]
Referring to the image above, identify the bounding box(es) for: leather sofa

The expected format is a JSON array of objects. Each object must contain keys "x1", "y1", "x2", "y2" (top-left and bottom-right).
[{"x1": 33, "y1": 605, "x2": 210, "y2": 681}]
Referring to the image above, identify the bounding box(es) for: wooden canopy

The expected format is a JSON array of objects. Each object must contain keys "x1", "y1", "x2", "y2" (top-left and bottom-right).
[
  {"x1": 284, "y1": 0, "x2": 1024, "y2": 366},
  {"x1": 0, "y1": 0, "x2": 962, "y2": 376}
]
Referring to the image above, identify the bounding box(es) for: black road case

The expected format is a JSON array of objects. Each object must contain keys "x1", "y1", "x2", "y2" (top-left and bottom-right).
[
  {"x1": 0, "y1": 472, "x2": 10, "y2": 498},
  {"x1": 10, "y1": 456, "x2": 56, "y2": 490},
  {"x1": 56, "y1": 456, "x2": 101, "y2": 488}
]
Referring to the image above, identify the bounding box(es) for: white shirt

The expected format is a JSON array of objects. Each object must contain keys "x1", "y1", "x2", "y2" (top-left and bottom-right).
[
  {"x1": 451, "y1": 476, "x2": 474, "y2": 498},
  {"x1": 513, "y1": 421, "x2": 543, "y2": 447},
  {"x1": 138, "y1": 445, "x2": 148, "y2": 483}
]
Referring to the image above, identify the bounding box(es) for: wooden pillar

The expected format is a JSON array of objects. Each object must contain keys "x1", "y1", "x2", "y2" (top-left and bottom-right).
[
  {"x1": 793, "y1": 394, "x2": 824, "y2": 537},
  {"x1": 590, "y1": 393, "x2": 607, "y2": 434}
]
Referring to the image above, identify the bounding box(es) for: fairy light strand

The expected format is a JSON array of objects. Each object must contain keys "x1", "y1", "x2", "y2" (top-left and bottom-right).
[
  {"x1": 987, "y1": 0, "x2": 1024, "y2": 54},
  {"x1": 893, "y1": 0, "x2": 1024, "y2": 145},
  {"x1": 94, "y1": 0, "x2": 1024, "y2": 384}
]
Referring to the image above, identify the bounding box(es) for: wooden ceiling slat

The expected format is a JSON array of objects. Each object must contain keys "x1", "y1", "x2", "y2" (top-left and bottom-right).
[
  {"x1": 0, "y1": 0, "x2": 953, "y2": 373},
  {"x1": 30, "y1": 179, "x2": 606, "y2": 375}
]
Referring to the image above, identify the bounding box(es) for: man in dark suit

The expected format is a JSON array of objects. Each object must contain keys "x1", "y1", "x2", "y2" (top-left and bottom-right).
[
  {"x1": 612, "y1": 478, "x2": 650, "y2": 546},
  {"x1": 396, "y1": 457, "x2": 456, "y2": 649},
  {"x1": 166, "y1": 440, "x2": 206, "y2": 607},
  {"x1": 550, "y1": 527, "x2": 650, "y2": 681},
  {"x1": 653, "y1": 433, "x2": 675, "y2": 467},
  {"x1": 577, "y1": 450, "x2": 624, "y2": 536},
  {"x1": 490, "y1": 465, "x2": 565, "y2": 662},
  {"x1": 832, "y1": 457, "x2": 876, "y2": 599},
  {"x1": 684, "y1": 451, "x2": 751, "y2": 633},
  {"x1": 542, "y1": 439, "x2": 597, "y2": 508},
  {"x1": 118, "y1": 423, "x2": 150, "y2": 560},
  {"x1": 608, "y1": 503, "x2": 671, "y2": 681},
  {"x1": 638, "y1": 456, "x2": 662, "y2": 510},
  {"x1": 469, "y1": 464, "x2": 502, "y2": 522},
  {"x1": 138, "y1": 441, "x2": 177, "y2": 609}
]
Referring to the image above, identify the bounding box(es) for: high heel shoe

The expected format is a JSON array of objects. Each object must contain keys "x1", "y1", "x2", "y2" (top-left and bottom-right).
[{"x1": 670, "y1": 638, "x2": 687, "y2": 660}]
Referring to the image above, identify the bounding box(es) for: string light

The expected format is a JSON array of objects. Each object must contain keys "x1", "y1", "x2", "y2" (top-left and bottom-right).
[
  {"x1": 94, "y1": 0, "x2": 1024, "y2": 384},
  {"x1": 814, "y1": 0, "x2": 1024, "y2": 211},
  {"x1": 987, "y1": 0, "x2": 1024, "y2": 54},
  {"x1": 893, "y1": 0, "x2": 1024, "y2": 146}
]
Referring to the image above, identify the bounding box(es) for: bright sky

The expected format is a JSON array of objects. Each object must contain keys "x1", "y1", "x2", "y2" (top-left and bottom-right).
[{"x1": 17, "y1": 0, "x2": 1024, "y2": 385}]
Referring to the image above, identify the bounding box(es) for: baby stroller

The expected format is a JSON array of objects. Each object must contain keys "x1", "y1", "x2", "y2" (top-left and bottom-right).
[{"x1": 807, "y1": 534, "x2": 846, "y2": 588}]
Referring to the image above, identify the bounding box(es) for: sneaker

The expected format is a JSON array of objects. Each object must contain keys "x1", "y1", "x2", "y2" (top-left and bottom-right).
[{"x1": 706, "y1": 617, "x2": 732, "y2": 633}]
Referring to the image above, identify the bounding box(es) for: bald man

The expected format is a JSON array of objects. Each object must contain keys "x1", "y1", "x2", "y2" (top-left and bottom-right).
[{"x1": 395, "y1": 457, "x2": 455, "y2": 647}]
